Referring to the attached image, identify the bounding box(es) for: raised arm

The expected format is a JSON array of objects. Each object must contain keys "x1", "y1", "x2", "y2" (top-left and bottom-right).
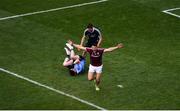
[
  {"x1": 68, "y1": 40, "x2": 86, "y2": 51},
  {"x1": 73, "y1": 44, "x2": 86, "y2": 51},
  {"x1": 104, "y1": 43, "x2": 123, "y2": 53}
]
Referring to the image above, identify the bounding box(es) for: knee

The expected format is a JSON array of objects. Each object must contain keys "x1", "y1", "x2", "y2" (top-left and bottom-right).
[
  {"x1": 88, "y1": 78, "x2": 93, "y2": 81},
  {"x1": 62, "y1": 63, "x2": 67, "y2": 67}
]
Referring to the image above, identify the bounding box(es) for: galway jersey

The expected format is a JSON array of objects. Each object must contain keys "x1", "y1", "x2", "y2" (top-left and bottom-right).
[{"x1": 86, "y1": 48, "x2": 104, "y2": 66}]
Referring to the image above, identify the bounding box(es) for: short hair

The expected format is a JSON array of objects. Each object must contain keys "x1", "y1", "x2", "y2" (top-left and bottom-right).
[
  {"x1": 69, "y1": 69, "x2": 77, "y2": 76},
  {"x1": 87, "y1": 23, "x2": 93, "y2": 28}
]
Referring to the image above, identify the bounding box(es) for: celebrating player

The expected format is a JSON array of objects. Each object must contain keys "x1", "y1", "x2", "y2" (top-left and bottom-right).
[
  {"x1": 80, "y1": 23, "x2": 102, "y2": 57},
  {"x1": 63, "y1": 43, "x2": 85, "y2": 76},
  {"x1": 68, "y1": 40, "x2": 123, "y2": 91}
]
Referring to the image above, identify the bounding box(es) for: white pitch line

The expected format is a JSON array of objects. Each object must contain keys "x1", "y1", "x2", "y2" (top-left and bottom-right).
[
  {"x1": 162, "y1": 7, "x2": 180, "y2": 19},
  {"x1": 0, "y1": 68, "x2": 107, "y2": 111},
  {"x1": 163, "y1": 11, "x2": 180, "y2": 18},
  {"x1": 117, "y1": 85, "x2": 123, "y2": 88},
  {"x1": 0, "y1": 0, "x2": 108, "y2": 21},
  {"x1": 163, "y1": 7, "x2": 180, "y2": 12}
]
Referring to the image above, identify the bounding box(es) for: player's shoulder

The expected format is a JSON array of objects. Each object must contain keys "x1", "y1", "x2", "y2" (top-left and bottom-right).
[
  {"x1": 83, "y1": 28, "x2": 89, "y2": 35},
  {"x1": 84, "y1": 28, "x2": 89, "y2": 33},
  {"x1": 94, "y1": 27, "x2": 101, "y2": 33},
  {"x1": 86, "y1": 47, "x2": 92, "y2": 50},
  {"x1": 98, "y1": 48, "x2": 105, "y2": 51}
]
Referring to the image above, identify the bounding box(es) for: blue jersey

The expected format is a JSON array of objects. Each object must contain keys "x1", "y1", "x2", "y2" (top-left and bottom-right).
[{"x1": 74, "y1": 59, "x2": 85, "y2": 74}]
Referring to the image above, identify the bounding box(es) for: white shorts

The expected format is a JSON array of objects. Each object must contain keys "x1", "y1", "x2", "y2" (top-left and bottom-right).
[{"x1": 88, "y1": 64, "x2": 103, "y2": 74}]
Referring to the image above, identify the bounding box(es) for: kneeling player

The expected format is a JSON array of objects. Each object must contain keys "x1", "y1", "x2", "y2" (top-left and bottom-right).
[{"x1": 63, "y1": 43, "x2": 85, "y2": 76}]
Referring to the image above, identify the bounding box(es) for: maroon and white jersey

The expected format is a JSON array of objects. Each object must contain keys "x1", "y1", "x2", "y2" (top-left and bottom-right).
[{"x1": 86, "y1": 48, "x2": 104, "y2": 66}]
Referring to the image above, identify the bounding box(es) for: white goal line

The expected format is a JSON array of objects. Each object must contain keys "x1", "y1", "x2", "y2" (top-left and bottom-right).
[
  {"x1": 0, "y1": 67, "x2": 107, "y2": 110},
  {"x1": 0, "y1": 0, "x2": 108, "y2": 21},
  {"x1": 162, "y1": 7, "x2": 180, "y2": 18}
]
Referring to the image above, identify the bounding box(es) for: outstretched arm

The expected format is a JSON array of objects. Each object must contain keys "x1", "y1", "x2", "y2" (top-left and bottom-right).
[
  {"x1": 68, "y1": 40, "x2": 86, "y2": 51},
  {"x1": 104, "y1": 43, "x2": 123, "y2": 53},
  {"x1": 73, "y1": 44, "x2": 86, "y2": 51}
]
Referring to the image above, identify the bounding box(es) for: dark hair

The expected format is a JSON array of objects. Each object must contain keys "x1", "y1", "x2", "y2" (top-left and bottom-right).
[
  {"x1": 87, "y1": 23, "x2": 93, "y2": 28},
  {"x1": 69, "y1": 69, "x2": 77, "y2": 76}
]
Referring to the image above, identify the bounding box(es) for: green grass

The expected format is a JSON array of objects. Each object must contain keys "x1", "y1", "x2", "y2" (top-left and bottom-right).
[
  {"x1": 0, "y1": 0, "x2": 180, "y2": 110},
  {"x1": 0, "y1": 72, "x2": 95, "y2": 109}
]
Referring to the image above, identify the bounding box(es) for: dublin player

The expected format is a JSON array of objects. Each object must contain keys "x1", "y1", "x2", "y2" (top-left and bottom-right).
[
  {"x1": 63, "y1": 43, "x2": 85, "y2": 76},
  {"x1": 68, "y1": 40, "x2": 124, "y2": 91}
]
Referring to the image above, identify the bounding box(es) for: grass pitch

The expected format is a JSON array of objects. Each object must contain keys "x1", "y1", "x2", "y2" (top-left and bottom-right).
[{"x1": 0, "y1": 0, "x2": 179, "y2": 110}]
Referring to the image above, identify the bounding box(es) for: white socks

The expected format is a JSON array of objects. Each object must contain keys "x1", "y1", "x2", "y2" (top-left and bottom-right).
[
  {"x1": 66, "y1": 43, "x2": 73, "y2": 50},
  {"x1": 64, "y1": 47, "x2": 70, "y2": 55}
]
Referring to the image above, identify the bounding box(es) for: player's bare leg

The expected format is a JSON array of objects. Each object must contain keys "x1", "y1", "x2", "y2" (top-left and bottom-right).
[
  {"x1": 70, "y1": 50, "x2": 79, "y2": 60},
  {"x1": 95, "y1": 73, "x2": 101, "y2": 91},
  {"x1": 63, "y1": 58, "x2": 73, "y2": 67},
  {"x1": 88, "y1": 72, "x2": 100, "y2": 91},
  {"x1": 88, "y1": 72, "x2": 94, "y2": 81}
]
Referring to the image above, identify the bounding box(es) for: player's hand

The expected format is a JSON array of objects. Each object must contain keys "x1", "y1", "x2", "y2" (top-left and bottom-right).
[
  {"x1": 117, "y1": 43, "x2": 123, "y2": 48},
  {"x1": 78, "y1": 44, "x2": 83, "y2": 51},
  {"x1": 68, "y1": 40, "x2": 73, "y2": 45}
]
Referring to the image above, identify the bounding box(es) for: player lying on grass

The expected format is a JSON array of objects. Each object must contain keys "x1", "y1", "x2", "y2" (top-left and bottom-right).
[
  {"x1": 63, "y1": 43, "x2": 85, "y2": 76},
  {"x1": 68, "y1": 40, "x2": 123, "y2": 91}
]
